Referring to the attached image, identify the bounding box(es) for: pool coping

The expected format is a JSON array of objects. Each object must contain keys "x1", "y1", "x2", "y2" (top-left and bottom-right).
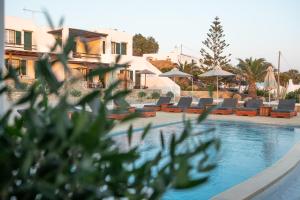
[
  {"x1": 111, "y1": 118, "x2": 300, "y2": 137},
  {"x1": 212, "y1": 140, "x2": 300, "y2": 200}
]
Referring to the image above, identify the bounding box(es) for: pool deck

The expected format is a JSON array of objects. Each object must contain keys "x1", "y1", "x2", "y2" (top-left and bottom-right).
[{"x1": 112, "y1": 112, "x2": 300, "y2": 133}]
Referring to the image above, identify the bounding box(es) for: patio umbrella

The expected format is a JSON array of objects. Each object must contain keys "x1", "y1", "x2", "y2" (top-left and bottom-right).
[
  {"x1": 264, "y1": 66, "x2": 278, "y2": 105},
  {"x1": 138, "y1": 69, "x2": 156, "y2": 88},
  {"x1": 159, "y1": 68, "x2": 192, "y2": 99},
  {"x1": 199, "y1": 66, "x2": 234, "y2": 101}
]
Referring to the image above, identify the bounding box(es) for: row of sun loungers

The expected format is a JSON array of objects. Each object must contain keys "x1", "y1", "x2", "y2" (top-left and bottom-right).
[
  {"x1": 64, "y1": 96, "x2": 297, "y2": 120},
  {"x1": 141, "y1": 97, "x2": 297, "y2": 119}
]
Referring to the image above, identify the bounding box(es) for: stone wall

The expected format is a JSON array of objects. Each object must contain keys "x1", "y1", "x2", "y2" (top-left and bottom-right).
[
  {"x1": 181, "y1": 90, "x2": 234, "y2": 99},
  {"x1": 125, "y1": 89, "x2": 162, "y2": 104}
]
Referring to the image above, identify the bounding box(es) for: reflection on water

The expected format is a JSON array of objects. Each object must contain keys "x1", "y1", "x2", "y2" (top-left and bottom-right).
[{"x1": 112, "y1": 121, "x2": 300, "y2": 200}]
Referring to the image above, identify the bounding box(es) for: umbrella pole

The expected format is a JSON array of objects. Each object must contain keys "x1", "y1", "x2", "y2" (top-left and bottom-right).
[
  {"x1": 192, "y1": 77, "x2": 193, "y2": 98},
  {"x1": 217, "y1": 76, "x2": 219, "y2": 103},
  {"x1": 269, "y1": 91, "x2": 271, "y2": 106},
  {"x1": 144, "y1": 74, "x2": 146, "y2": 88},
  {"x1": 173, "y1": 76, "x2": 176, "y2": 102}
]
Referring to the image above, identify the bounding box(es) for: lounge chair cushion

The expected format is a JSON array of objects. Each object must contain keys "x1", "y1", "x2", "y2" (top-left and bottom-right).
[
  {"x1": 216, "y1": 98, "x2": 238, "y2": 110},
  {"x1": 175, "y1": 97, "x2": 193, "y2": 108},
  {"x1": 194, "y1": 98, "x2": 213, "y2": 109},
  {"x1": 275, "y1": 99, "x2": 296, "y2": 112},
  {"x1": 144, "y1": 96, "x2": 171, "y2": 107},
  {"x1": 135, "y1": 108, "x2": 155, "y2": 112},
  {"x1": 237, "y1": 107, "x2": 258, "y2": 111}
]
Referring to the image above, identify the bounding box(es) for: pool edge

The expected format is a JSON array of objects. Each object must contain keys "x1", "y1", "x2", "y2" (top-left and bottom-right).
[{"x1": 211, "y1": 141, "x2": 300, "y2": 200}]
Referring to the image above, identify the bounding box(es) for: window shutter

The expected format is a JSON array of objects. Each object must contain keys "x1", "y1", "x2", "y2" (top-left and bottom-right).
[
  {"x1": 116, "y1": 43, "x2": 121, "y2": 54},
  {"x1": 5, "y1": 59, "x2": 9, "y2": 69},
  {"x1": 24, "y1": 31, "x2": 32, "y2": 50},
  {"x1": 102, "y1": 41, "x2": 106, "y2": 54},
  {"x1": 121, "y1": 43, "x2": 127, "y2": 55},
  {"x1": 16, "y1": 31, "x2": 21, "y2": 45},
  {"x1": 130, "y1": 71, "x2": 133, "y2": 81}
]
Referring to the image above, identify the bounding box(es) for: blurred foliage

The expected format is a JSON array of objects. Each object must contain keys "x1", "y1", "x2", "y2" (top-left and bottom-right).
[
  {"x1": 0, "y1": 13, "x2": 220, "y2": 200},
  {"x1": 286, "y1": 89, "x2": 300, "y2": 103},
  {"x1": 70, "y1": 89, "x2": 82, "y2": 97}
]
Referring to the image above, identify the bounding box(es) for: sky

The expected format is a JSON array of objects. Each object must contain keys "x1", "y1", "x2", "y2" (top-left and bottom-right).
[{"x1": 5, "y1": 0, "x2": 300, "y2": 71}]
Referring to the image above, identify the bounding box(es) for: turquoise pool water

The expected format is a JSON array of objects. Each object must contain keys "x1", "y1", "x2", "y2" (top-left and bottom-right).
[{"x1": 113, "y1": 121, "x2": 300, "y2": 200}]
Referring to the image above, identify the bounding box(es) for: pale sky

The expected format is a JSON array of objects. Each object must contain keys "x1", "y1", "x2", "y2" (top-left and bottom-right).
[{"x1": 5, "y1": 0, "x2": 300, "y2": 71}]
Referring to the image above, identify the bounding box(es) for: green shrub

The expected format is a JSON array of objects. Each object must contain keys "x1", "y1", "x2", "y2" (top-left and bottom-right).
[
  {"x1": 138, "y1": 91, "x2": 146, "y2": 99},
  {"x1": 166, "y1": 91, "x2": 174, "y2": 98},
  {"x1": 151, "y1": 91, "x2": 160, "y2": 99},
  {"x1": 286, "y1": 89, "x2": 300, "y2": 103},
  {"x1": 0, "y1": 13, "x2": 219, "y2": 200},
  {"x1": 256, "y1": 89, "x2": 268, "y2": 97},
  {"x1": 70, "y1": 88, "x2": 82, "y2": 97}
]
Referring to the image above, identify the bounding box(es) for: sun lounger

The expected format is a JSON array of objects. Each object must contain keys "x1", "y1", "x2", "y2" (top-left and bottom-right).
[
  {"x1": 162, "y1": 96, "x2": 192, "y2": 112},
  {"x1": 186, "y1": 98, "x2": 213, "y2": 114},
  {"x1": 271, "y1": 99, "x2": 297, "y2": 118},
  {"x1": 236, "y1": 99, "x2": 263, "y2": 116},
  {"x1": 114, "y1": 98, "x2": 156, "y2": 118},
  {"x1": 143, "y1": 96, "x2": 172, "y2": 111},
  {"x1": 212, "y1": 98, "x2": 238, "y2": 115},
  {"x1": 113, "y1": 98, "x2": 136, "y2": 113}
]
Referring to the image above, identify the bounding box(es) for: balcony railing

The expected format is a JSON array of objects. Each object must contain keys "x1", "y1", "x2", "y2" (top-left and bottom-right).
[
  {"x1": 5, "y1": 42, "x2": 37, "y2": 51},
  {"x1": 73, "y1": 52, "x2": 101, "y2": 59},
  {"x1": 86, "y1": 81, "x2": 104, "y2": 89}
]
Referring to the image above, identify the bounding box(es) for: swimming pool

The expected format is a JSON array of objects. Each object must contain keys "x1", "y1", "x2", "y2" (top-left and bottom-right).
[{"x1": 113, "y1": 120, "x2": 300, "y2": 200}]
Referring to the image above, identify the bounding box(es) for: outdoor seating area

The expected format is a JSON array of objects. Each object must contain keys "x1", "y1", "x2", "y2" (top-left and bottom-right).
[{"x1": 139, "y1": 97, "x2": 298, "y2": 119}]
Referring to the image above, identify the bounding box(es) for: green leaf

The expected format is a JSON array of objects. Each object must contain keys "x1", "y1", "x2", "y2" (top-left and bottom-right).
[
  {"x1": 127, "y1": 125, "x2": 133, "y2": 147},
  {"x1": 141, "y1": 123, "x2": 152, "y2": 140}
]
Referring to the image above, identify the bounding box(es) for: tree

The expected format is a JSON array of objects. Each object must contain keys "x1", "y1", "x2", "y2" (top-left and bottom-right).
[
  {"x1": 280, "y1": 69, "x2": 300, "y2": 85},
  {"x1": 237, "y1": 57, "x2": 270, "y2": 98},
  {"x1": 133, "y1": 34, "x2": 159, "y2": 56},
  {"x1": 200, "y1": 16, "x2": 231, "y2": 71}
]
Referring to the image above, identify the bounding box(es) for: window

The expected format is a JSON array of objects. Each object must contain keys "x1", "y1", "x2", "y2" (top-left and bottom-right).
[
  {"x1": 121, "y1": 43, "x2": 127, "y2": 55},
  {"x1": 6, "y1": 59, "x2": 27, "y2": 76},
  {"x1": 5, "y1": 30, "x2": 21, "y2": 45},
  {"x1": 116, "y1": 43, "x2": 121, "y2": 54},
  {"x1": 102, "y1": 41, "x2": 106, "y2": 54},
  {"x1": 24, "y1": 31, "x2": 32, "y2": 50},
  {"x1": 111, "y1": 42, "x2": 124, "y2": 54},
  {"x1": 111, "y1": 42, "x2": 116, "y2": 54},
  {"x1": 16, "y1": 31, "x2": 21, "y2": 45}
]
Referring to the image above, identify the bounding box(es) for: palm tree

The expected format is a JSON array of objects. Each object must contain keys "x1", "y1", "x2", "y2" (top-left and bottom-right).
[{"x1": 237, "y1": 57, "x2": 269, "y2": 98}]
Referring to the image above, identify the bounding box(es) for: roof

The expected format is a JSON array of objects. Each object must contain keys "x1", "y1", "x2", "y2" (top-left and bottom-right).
[
  {"x1": 149, "y1": 59, "x2": 177, "y2": 70},
  {"x1": 48, "y1": 28, "x2": 108, "y2": 38},
  {"x1": 69, "y1": 28, "x2": 107, "y2": 38}
]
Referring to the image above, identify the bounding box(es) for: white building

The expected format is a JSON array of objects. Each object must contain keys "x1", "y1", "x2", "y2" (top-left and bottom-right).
[
  {"x1": 286, "y1": 79, "x2": 300, "y2": 93},
  {"x1": 143, "y1": 46, "x2": 200, "y2": 66},
  {"x1": 4, "y1": 16, "x2": 180, "y2": 96}
]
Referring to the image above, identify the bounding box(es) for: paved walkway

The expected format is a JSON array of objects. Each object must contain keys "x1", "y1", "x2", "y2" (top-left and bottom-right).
[{"x1": 112, "y1": 111, "x2": 300, "y2": 133}]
